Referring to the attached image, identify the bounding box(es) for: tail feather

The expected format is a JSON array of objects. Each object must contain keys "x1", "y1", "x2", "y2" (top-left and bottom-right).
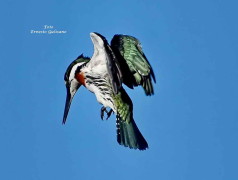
[{"x1": 116, "y1": 115, "x2": 148, "y2": 150}]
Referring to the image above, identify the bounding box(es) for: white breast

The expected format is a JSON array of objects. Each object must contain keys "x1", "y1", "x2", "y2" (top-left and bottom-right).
[{"x1": 82, "y1": 49, "x2": 115, "y2": 111}]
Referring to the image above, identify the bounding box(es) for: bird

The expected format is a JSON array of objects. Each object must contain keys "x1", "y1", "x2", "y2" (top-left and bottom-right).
[{"x1": 63, "y1": 32, "x2": 156, "y2": 150}]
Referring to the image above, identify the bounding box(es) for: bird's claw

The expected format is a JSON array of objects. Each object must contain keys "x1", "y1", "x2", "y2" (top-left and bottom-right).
[
  {"x1": 101, "y1": 107, "x2": 106, "y2": 120},
  {"x1": 101, "y1": 107, "x2": 113, "y2": 120},
  {"x1": 106, "y1": 109, "x2": 113, "y2": 120}
]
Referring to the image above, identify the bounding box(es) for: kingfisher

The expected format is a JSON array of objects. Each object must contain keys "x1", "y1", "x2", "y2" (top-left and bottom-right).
[{"x1": 63, "y1": 32, "x2": 156, "y2": 150}]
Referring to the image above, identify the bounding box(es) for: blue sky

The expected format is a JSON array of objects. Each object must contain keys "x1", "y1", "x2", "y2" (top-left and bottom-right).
[{"x1": 0, "y1": 0, "x2": 238, "y2": 179}]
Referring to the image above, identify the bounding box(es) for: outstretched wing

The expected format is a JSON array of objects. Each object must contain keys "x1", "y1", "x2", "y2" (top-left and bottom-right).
[
  {"x1": 105, "y1": 43, "x2": 123, "y2": 95},
  {"x1": 111, "y1": 35, "x2": 156, "y2": 96}
]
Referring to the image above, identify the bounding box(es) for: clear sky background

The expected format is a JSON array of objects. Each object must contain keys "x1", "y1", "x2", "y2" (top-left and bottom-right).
[{"x1": 0, "y1": 0, "x2": 237, "y2": 179}]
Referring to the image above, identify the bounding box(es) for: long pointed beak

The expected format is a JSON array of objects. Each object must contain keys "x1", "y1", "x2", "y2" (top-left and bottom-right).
[
  {"x1": 62, "y1": 83, "x2": 79, "y2": 124},
  {"x1": 62, "y1": 87, "x2": 72, "y2": 124}
]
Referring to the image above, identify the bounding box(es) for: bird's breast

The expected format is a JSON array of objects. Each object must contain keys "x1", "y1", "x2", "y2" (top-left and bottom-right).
[{"x1": 75, "y1": 72, "x2": 86, "y2": 86}]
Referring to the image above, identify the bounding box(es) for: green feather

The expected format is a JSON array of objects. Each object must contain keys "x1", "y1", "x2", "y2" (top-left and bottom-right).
[
  {"x1": 111, "y1": 35, "x2": 156, "y2": 96},
  {"x1": 114, "y1": 88, "x2": 148, "y2": 150}
]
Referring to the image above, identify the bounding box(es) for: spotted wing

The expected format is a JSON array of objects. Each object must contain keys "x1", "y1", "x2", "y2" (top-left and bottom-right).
[{"x1": 111, "y1": 35, "x2": 156, "y2": 96}]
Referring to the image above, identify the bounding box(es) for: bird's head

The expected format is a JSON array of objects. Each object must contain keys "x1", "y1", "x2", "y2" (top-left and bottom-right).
[{"x1": 63, "y1": 54, "x2": 90, "y2": 124}]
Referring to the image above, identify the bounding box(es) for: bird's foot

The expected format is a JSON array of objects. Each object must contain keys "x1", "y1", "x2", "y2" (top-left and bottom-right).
[
  {"x1": 101, "y1": 107, "x2": 113, "y2": 120},
  {"x1": 106, "y1": 109, "x2": 113, "y2": 120},
  {"x1": 101, "y1": 107, "x2": 106, "y2": 120}
]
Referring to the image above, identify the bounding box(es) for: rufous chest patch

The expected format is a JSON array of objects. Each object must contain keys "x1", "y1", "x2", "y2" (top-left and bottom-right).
[{"x1": 75, "y1": 73, "x2": 85, "y2": 86}]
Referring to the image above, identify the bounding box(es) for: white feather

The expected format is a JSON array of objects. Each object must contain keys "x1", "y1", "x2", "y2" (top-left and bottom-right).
[
  {"x1": 69, "y1": 62, "x2": 86, "y2": 81},
  {"x1": 81, "y1": 33, "x2": 116, "y2": 111}
]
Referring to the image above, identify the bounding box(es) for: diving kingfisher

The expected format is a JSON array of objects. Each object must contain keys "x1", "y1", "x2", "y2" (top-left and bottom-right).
[{"x1": 63, "y1": 32, "x2": 156, "y2": 150}]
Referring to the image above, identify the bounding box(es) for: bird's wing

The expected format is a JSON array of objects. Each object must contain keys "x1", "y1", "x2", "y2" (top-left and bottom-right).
[
  {"x1": 104, "y1": 43, "x2": 123, "y2": 94},
  {"x1": 111, "y1": 35, "x2": 156, "y2": 96}
]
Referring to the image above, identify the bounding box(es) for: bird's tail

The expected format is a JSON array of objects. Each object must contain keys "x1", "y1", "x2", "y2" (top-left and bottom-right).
[{"x1": 116, "y1": 115, "x2": 148, "y2": 150}]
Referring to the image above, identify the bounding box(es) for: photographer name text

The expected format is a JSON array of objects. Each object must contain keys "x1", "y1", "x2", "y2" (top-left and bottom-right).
[{"x1": 30, "y1": 25, "x2": 67, "y2": 34}]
